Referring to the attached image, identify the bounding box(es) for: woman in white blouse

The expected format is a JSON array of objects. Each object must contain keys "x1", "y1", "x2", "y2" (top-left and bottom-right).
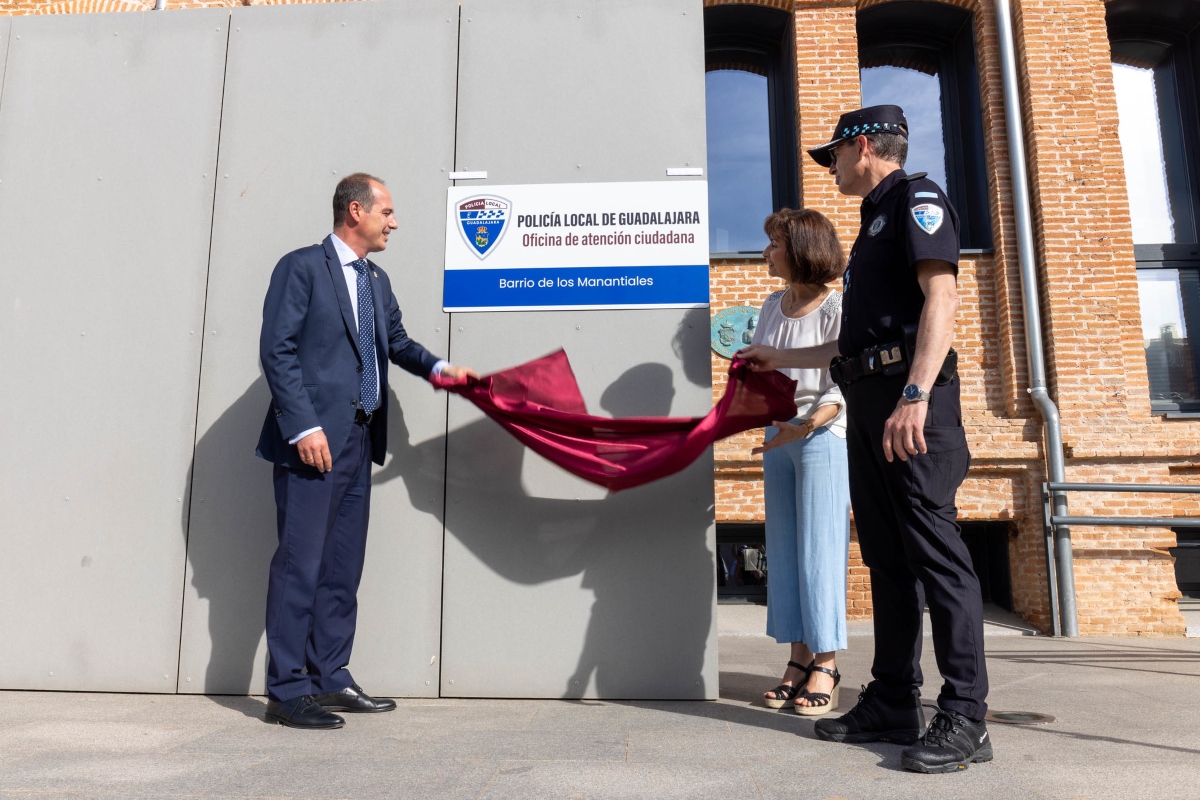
[{"x1": 746, "y1": 209, "x2": 851, "y2": 716}]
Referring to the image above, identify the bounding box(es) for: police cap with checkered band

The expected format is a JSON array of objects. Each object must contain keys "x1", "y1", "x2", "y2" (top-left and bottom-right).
[{"x1": 807, "y1": 105, "x2": 909, "y2": 168}]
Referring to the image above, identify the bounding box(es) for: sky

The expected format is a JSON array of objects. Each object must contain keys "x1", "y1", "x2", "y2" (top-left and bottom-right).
[
  {"x1": 704, "y1": 65, "x2": 951, "y2": 254},
  {"x1": 1112, "y1": 62, "x2": 1176, "y2": 245},
  {"x1": 1138, "y1": 270, "x2": 1187, "y2": 342},
  {"x1": 860, "y1": 65, "x2": 947, "y2": 189},
  {"x1": 705, "y1": 70, "x2": 774, "y2": 254}
]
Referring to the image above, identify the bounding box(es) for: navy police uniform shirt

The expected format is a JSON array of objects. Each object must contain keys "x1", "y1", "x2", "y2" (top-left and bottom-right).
[{"x1": 838, "y1": 169, "x2": 960, "y2": 357}]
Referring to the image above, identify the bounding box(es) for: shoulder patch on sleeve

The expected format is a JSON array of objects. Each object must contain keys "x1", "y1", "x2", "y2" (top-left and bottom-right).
[
  {"x1": 914, "y1": 191, "x2": 939, "y2": 199},
  {"x1": 911, "y1": 204, "x2": 945, "y2": 234}
]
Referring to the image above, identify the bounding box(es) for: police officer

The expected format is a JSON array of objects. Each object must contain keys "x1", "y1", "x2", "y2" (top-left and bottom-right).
[{"x1": 740, "y1": 105, "x2": 991, "y2": 773}]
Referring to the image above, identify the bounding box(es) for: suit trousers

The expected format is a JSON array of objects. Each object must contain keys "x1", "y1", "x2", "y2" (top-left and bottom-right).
[
  {"x1": 843, "y1": 373, "x2": 988, "y2": 720},
  {"x1": 265, "y1": 420, "x2": 373, "y2": 702}
]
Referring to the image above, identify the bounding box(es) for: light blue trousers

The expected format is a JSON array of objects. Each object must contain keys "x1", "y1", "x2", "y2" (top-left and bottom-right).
[{"x1": 762, "y1": 424, "x2": 851, "y2": 653}]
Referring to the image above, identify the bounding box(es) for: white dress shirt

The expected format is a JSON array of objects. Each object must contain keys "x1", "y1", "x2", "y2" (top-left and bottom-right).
[{"x1": 288, "y1": 234, "x2": 448, "y2": 444}]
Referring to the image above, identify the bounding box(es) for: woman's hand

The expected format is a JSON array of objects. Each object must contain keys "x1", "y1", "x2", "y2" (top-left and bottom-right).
[
  {"x1": 738, "y1": 344, "x2": 783, "y2": 372},
  {"x1": 752, "y1": 419, "x2": 812, "y2": 455}
]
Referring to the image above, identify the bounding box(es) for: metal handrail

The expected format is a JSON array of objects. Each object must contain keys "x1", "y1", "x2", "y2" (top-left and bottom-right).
[
  {"x1": 1046, "y1": 482, "x2": 1200, "y2": 494},
  {"x1": 1042, "y1": 481, "x2": 1198, "y2": 636}
]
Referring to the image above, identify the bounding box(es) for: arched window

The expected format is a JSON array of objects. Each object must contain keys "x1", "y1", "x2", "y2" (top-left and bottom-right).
[
  {"x1": 857, "y1": 1, "x2": 991, "y2": 250},
  {"x1": 704, "y1": 5, "x2": 799, "y2": 256},
  {"x1": 1108, "y1": 0, "x2": 1200, "y2": 415}
]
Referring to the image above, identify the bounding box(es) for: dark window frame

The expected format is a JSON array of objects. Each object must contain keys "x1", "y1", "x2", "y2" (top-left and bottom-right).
[
  {"x1": 715, "y1": 522, "x2": 767, "y2": 603},
  {"x1": 1133, "y1": 245, "x2": 1200, "y2": 415},
  {"x1": 704, "y1": 4, "x2": 799, "y2": 256},
  {"x1": 1107, "y1": 1, "x2": 1200, "y2": 244},
  {"x1": 1108, "y1": 2, "x2": 1200, "y2": 415},
  {"x1": 857, "y1": 1, "x2": 992, "y2": 250}
]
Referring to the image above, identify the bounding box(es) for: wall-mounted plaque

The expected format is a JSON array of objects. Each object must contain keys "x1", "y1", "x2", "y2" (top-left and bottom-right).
[
  {"x1": 443, "y1": 180, "x2": 710, "y2": 312},
  {"x1": 710, "y1": 305, "x2": 759, "y2": 359}
]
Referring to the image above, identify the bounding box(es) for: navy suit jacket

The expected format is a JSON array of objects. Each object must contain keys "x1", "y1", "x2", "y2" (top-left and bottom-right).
[{"x1": 256, "y1": 235, "x2": 441, "y2": 468}]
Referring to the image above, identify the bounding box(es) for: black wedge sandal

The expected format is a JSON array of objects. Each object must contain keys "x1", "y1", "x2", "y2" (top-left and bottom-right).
[
  {"x1": 763, "y1": 660, "x2": 812, "y2": 709},
  {"x1": 794, "y1": 665, "x2": 841, "y2": 717}
]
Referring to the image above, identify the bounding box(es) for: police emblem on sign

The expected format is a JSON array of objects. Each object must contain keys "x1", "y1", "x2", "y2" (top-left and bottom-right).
[
  {"x1": 457, "y1": 195, "x2": 511, "y2": 259},
  {"x1": 910, "y1": 203, "x2": 944, "y2": 235},
  {"x1": 868, "y1": 214, "x2": 886, "y2": 237}
]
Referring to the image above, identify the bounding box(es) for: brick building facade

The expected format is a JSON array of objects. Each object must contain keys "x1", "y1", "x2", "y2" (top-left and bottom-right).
[{"x1": 7, "y1": 0, "x2": 1189, "y2": 636}]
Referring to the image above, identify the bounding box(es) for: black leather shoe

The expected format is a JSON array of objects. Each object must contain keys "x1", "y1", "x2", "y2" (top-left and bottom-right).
[
  {"x1": 314, "y1": 683, "x2": 397, "y2": 713},
  {"x1": 813, "y1": 685, "x2": 924, "y2": 744},
  {"x1": 901, "y1": 709, "x2": 993, "y2": 773},
  {"x1": 265, "y1": 695, "x2": 345, "y2": 729}
]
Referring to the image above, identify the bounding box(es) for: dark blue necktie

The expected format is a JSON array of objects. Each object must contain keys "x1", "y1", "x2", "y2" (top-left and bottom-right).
[{"x1": 350, "y1": 259, "x2": 379, "y2": 413}]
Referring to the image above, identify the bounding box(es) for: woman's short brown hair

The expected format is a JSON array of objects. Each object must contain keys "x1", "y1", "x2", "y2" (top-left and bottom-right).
[{"x1": 763, "y1": 208, "x2": 845, "y2": 285}]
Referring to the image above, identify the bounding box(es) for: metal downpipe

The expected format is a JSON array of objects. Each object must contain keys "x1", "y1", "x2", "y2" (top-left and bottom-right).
[{"x1": 994, "y1": 0, "x2": 1078, "y2": 636}]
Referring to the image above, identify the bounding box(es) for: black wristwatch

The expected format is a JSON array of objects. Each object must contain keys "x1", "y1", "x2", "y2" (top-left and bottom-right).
[{"x1": 902, "y1": 383, "x2": 931, "y2": 403}]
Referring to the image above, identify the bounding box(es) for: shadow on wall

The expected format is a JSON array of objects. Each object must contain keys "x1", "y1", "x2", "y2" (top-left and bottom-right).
[
  {"x1": 182, "y1": 307, "x2": 716, "y2": 699},
  {"x1": 376, "y1": 356, "x2": 715, "y2": 699},
  {"x1": 182, "y1": 376, "x2": 276, "y2": 697}
]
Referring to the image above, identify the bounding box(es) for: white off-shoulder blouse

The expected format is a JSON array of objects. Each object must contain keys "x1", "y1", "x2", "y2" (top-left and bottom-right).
[{"x1": 750, "y1": 289, "x2": 846, "y2": 438}]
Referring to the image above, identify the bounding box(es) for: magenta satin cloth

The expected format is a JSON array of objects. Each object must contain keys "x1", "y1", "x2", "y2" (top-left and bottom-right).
[{"x1": 431, "y1": 349, "x2": 798, "y2": 492}]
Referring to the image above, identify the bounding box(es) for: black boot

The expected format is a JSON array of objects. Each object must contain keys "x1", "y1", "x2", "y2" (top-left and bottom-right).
[
  {"x1": 901, "y1": 709, "x2": 994, "y2": 773},
  {"x1": 813, "y1": 685, "x2": 924, "y2": 744}
]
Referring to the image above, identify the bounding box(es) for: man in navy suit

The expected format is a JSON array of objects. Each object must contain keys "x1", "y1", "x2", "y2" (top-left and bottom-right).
[{"x1": 257, "y1": 173, "x2": 475, "y2": 729}]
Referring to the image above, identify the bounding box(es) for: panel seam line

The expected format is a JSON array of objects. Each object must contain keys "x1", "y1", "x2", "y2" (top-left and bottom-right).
[
  {"x1": 437, "y1": 0, "x2": 465, "y2": 701},
  {"x1": 174, "y1": 9, "x2": 234, "y2": 694}
]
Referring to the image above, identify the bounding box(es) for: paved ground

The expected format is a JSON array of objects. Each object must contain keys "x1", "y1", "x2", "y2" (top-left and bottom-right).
[{"x1": 3, "y1": 605, "x2": 1199, "y2": 800}]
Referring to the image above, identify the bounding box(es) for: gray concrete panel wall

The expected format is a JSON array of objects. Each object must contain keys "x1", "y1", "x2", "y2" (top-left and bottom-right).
[
  {"x1": 0, "y1": 19, "x2": 9, "y2": 93},
  {"x1": 441, "y1": 0, "x2": 715, "y2": 699},
  {"x1": 441, "y1": 314, "x2": 717, "y2": 699},
  {"x1": 175, "y1": 0, "x2": 460, "y2": 697},
  {"x1": 454, "y1": 0, "x2": 708, "y2": 185},
  {"x1": 0, "y1": 10, "x2": 229, "y2": 691}
]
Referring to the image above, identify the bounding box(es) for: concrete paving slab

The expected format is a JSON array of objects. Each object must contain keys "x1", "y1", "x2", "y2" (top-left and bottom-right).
[
  {"x1": 0, "y1": 691, "x2": 202, "y2": 724},
  {"x1": 750, "y1": 757, "x2": 1054, "y2": 800},
  {"x1": 0, "y1": 752, "x2": 267, "y2": 795},
  {"x1": 520, "y1": 700, "x2": 632, "y2": 732},
  {"x1": 2, "y1": 609, "x2": 1199, "y2": 800},
  {"x1": 990, "y1": 758, "x2": 1200, "y2": 798},
  {"x1": 175, "y1": 714, "x2": 422, "y2": 757},
  {"x1": 401, "y1": 728, "x2": 628, "y2": 762},
  {"x1": 608, "y1": 700, "x2": 743, "y2": 733},
  {"x1": 212, "y1": 755, "x2": 498, "y2": 800},
  {"x1": 371, "y1": 699, "x2": 540, "y2": 731},
  {"x1": 477, "y1": 762, "x2": 763, "y2": 800},
  {"x1": 626, "y1": 723, "x2": 823, "y2": 764},
  {"x1": 0, "y1": 719, "x2": 213, "y2": 756}
]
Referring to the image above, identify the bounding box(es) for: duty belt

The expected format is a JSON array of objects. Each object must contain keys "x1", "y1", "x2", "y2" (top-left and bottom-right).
[
  {"x1": 830, "y1": 344, "x2": 958, "y2": 389},
  {"x1": 829, "y1": 341, "x2": 907, "y2": 388}
]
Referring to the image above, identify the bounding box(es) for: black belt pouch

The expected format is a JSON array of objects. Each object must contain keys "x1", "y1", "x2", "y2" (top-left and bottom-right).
[{"x1": 901, "y1": 323, "x2": 958, "y2": 386}]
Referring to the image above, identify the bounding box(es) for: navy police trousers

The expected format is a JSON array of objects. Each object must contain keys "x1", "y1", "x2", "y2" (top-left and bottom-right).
[{"x1": 843, "y1": 373, "x2": 989, "y2": 720}]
